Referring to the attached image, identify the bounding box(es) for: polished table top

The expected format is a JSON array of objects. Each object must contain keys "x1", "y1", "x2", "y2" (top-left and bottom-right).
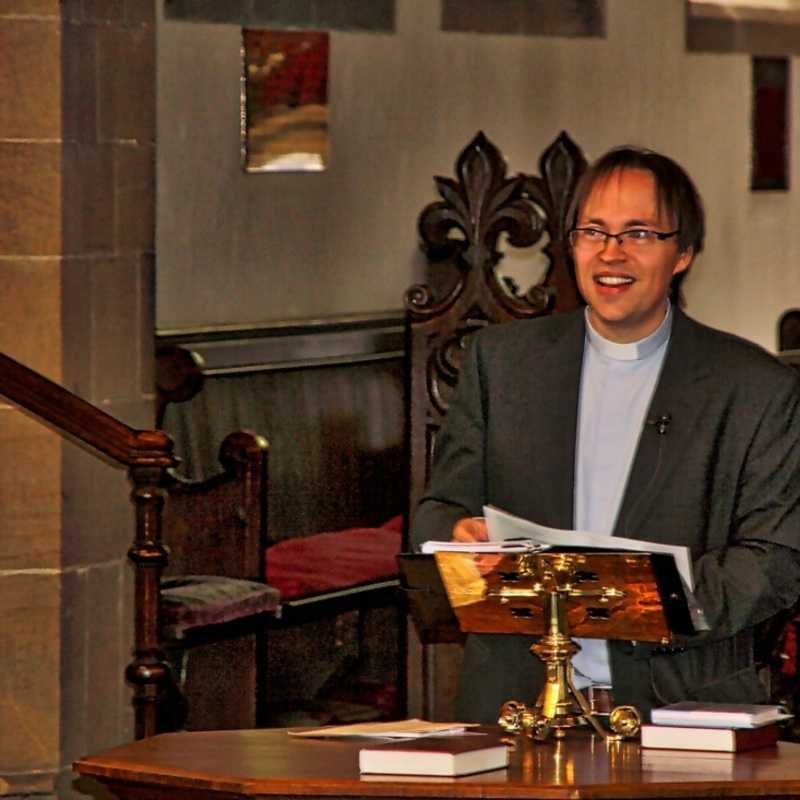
[{"x1": 74, "y1": 727, "x2": 800, "y2": 800}]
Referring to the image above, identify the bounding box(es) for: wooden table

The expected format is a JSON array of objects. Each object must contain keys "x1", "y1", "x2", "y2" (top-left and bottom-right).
[{"x1": 74, "y1": 727, "x2": 800, "y2": 800}]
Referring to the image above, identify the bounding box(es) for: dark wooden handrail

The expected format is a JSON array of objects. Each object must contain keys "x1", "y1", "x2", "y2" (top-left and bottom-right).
[
  {"x1": 0, "y1": 350, "x2": 178, "y2": 738},
  {"x1": 0, "y1": 352, "x2": 174, "y2": 466}
]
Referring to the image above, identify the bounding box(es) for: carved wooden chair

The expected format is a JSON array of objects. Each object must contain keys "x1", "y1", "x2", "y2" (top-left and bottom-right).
[
  {"x1": 778, "y1": 309, "x2": 800, "y2": 352},
  {"x1": 155, "y1": 348, "x2": 281, "y2": 731},
  {"x1": 404, "y1": 130, "x2": 586, "y2": 720}
]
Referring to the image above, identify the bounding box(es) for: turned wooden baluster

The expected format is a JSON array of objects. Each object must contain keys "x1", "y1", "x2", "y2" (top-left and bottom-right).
[{"x1": 127, "y1": 463, "x2": 172, "y2": 739}]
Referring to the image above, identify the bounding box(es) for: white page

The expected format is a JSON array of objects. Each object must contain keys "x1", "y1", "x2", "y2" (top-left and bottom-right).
[
  {"x1": 420, "y1": 540, "x2": 550, "y2": 554},
  {"x1": 484, "y1": 504, "x2": 695, "y2": 591}
]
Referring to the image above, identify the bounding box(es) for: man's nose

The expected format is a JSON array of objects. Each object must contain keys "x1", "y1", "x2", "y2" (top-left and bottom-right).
[{"x1": 599, "y1": 234, "x2": 626, "y2": 259}]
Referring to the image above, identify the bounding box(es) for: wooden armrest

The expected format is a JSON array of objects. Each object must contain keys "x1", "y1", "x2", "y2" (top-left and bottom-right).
[{"x1": 162, "y1": 430, "x2": 269, "y2": 580}]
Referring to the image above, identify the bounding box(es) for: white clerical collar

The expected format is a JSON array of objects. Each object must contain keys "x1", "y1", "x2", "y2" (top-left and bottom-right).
[{"x1": 584, "y1": 303, "x2": 673, "y2": 361}]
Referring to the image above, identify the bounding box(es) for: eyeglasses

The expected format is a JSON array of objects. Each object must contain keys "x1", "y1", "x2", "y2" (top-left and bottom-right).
[{"x1": 569, "y1": 227, "x2": 680, "y2": 250}]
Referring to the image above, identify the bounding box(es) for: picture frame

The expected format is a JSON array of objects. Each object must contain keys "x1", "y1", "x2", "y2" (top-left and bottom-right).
[{"x1": 241, "y1": 29, "x2": 330, "y2": 172}]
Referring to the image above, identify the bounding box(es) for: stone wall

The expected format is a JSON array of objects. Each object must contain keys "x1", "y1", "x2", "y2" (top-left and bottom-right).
[{"x1": 0, "y1": 1, "x2": 156, "y2": 795}]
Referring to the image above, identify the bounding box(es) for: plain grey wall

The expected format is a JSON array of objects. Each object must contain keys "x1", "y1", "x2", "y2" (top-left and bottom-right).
[{"x1": 157, "y1": 0, "x2": 800, "y2": 351}]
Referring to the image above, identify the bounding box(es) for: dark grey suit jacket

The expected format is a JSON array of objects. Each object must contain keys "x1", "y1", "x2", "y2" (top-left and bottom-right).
[{"x1": 412, "y1": 307, "x2": 800, "y2": 722}]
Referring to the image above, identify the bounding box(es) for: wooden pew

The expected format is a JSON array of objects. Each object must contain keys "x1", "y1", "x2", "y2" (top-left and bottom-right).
[{"x1": 156, "y1": 314, "x2": 406, "y2": 727}]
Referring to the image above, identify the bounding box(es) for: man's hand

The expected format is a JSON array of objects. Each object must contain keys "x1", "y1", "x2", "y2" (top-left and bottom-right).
[{"x1": 452, "y1": 516, "x2": 489, "y2": 542}]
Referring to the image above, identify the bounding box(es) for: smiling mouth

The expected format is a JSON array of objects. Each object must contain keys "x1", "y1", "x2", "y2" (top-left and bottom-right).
[{"x1": 595, "y1": 275, "x2": 634, "y2": 286}]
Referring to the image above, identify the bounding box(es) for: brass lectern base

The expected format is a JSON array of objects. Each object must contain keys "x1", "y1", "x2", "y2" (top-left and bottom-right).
[
  {"x1": 498, "y1": 683, "x2": 641, "y2": 742},
  {"x1": 497, "y1": 625, "x2": 641, "y2": 742}
]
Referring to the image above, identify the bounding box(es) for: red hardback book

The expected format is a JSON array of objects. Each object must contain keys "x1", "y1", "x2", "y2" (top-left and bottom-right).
[
  {"x1": 358, "y1": 734, "x2": 510, "y2": 776},
  {"x1": 640, "y1": 722, "x2": 780, "y2": 752}
]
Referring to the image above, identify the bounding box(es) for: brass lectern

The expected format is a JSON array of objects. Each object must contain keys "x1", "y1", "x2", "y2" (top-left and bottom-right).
[{"x1": 399, "y1": 548, "x2": 696, "y2": 742}]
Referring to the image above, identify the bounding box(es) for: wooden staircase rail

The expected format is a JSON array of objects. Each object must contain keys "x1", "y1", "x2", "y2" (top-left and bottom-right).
[
  {"x1": 0, "y1": 352, "x2": 173, "y2": 465},
  {"x1": 0, "y1": 350, "x2": 178, "y2": 738}
]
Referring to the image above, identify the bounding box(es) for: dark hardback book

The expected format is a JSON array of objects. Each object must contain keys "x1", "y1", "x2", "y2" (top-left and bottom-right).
[
  {"x1": 640, "y1": 722, "x2": 780, "y2": 752},
  {"x1": 358, "y1": 734, "x2": 510, "y2": 776}
]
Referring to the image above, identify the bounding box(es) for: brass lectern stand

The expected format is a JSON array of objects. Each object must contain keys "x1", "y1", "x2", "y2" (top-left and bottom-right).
[{"x1": 399, "y1": 548, "x2": 695, "y2": 742}]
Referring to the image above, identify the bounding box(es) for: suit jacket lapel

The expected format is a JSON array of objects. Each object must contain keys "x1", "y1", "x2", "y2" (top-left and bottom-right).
[
  {"x1": 537, "y1": 312, "x2": 586, "y2": 529},
  {"x1": 614, "y1": 308, "x2": 712, "y2": 542}
]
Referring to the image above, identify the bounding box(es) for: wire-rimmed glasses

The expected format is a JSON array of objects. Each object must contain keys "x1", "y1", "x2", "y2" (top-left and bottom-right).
[{"x1": 569, "y1": 227, "x2": 679, "y2": 251}]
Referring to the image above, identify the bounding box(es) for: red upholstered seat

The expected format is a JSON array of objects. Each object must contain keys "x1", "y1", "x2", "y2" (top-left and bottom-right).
[
  {"x1": 783, "y1": 619, "x2": 797, "y2": 678},
  {"x1": 266, "y1": 516, "x2": 403, "y2": 601}
]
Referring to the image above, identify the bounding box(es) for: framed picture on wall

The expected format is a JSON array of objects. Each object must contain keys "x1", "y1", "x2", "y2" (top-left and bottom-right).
[{"x1": 241, "y1": 29, "x2": 330, "y2": 172}]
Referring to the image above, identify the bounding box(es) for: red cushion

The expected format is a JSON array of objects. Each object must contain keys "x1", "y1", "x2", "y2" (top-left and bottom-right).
[
  {"x1": 266, "y1": 517, "x2": 403, "y2": 601},
  {"x1": 783, "y1": 618, "x2": 798, "y2": 677}
]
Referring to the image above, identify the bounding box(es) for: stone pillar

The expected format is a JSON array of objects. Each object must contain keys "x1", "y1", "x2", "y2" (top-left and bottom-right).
[{"x1": 0, "y1": 2, "x2": 156, "y2": 796}]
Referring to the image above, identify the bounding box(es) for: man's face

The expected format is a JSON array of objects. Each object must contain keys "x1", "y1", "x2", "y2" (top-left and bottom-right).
[{"x1": 573, "y1": 168, "x2": 693, "y2": 343}]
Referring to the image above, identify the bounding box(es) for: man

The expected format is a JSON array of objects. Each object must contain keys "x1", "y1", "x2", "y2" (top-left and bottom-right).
[{"x1": 411, "y1": 146, "x2": 800, "y2": 723}]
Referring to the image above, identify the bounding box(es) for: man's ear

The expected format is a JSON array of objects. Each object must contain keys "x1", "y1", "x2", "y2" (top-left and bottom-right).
[{"x1": 673, "y1": 247, "x2": 694, "y2": 275}]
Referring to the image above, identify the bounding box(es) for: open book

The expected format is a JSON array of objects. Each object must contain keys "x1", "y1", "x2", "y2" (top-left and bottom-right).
[
  {"x1": 484, "y1": 505, "x2": 708, "y2": 632},
  {"x1": 485, "y1": 505, "x2": 695, "y2": 590}
]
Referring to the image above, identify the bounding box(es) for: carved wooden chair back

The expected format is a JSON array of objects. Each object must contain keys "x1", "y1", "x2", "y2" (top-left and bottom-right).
[
  {"x1": 778, "y1": 308, "x2": 800, "y2": 352},
  {"x1": 405, "y1": 131, "x2": 587, "y2": 522}
]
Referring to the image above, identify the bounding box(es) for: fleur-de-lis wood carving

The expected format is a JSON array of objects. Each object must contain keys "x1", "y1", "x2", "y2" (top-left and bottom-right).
[
  {"x1": 408, "y1": 131, "x2": 551, "y2": 322},
  {"x1": 522, "y1": 132, "x2": 588, "y2": 314}
]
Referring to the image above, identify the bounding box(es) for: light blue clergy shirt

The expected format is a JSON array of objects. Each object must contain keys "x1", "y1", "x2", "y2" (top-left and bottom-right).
[{"x1": 570, "y1": 303, "x2": 673, "y2": 688}]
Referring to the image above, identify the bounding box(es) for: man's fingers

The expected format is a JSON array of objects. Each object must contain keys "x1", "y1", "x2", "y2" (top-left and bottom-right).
[{"x1": 452, "y1": 517, "x2": 489, "y2": 542}]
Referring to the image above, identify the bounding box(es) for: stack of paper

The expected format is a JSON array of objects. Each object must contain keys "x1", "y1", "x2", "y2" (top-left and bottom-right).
[
  {"x1": 484, "y1": 505, "x2": 695, "y2": 590},
  {"x1": 420, "y1": 540, "x2": 549, "y2": 554}
]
